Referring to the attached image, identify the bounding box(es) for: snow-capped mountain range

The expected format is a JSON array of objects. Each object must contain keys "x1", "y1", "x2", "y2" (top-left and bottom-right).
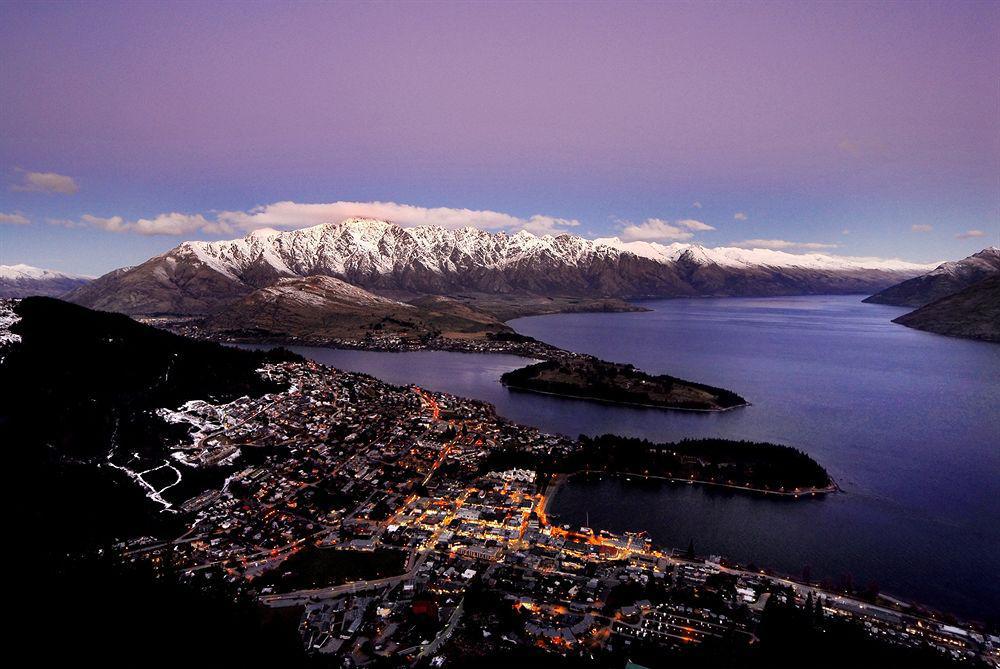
[
  {"x1": 175, "y1": 219, "x2": 935, "y2": 277},
  {"x1": 0, "y1": 264, "x2": 92, "y2": 298},
  {"x1": 864, "y1": 247, "x2": 1000, "y2": 308},
  {"x1": 594, "y1": 238, "x2": 935, "y2": 272},
  {"x1": 66, "y1": 218, "x2": 938, "y2": 316}
]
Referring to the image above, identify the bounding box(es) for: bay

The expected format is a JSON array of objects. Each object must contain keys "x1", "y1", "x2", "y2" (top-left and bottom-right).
[{"x1": 251, "y1": 295, "x2": 1000, "y2": 619}]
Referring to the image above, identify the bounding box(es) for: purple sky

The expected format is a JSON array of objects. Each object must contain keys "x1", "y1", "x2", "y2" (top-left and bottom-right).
[{"x1": 1, "y1": 0, "x2": 998, "y2": 275}]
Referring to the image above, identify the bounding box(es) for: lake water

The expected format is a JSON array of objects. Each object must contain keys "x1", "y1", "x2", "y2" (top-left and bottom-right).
[{"x1": 260, "y1": 296, "x2": 1000, "y2": 620}]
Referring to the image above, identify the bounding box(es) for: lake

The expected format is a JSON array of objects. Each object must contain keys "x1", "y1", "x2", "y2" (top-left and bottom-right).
[{"x1": 259, "y1": 295, "x2": 1000, "y2": 620}]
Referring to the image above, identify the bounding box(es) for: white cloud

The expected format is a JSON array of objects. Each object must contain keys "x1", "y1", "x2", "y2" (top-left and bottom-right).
[
  {"x1": 515, "y1": 215, "x2": 581, "y2": 236},
  {"x1": 11, "y1": 170, "x2": 79, "y2": 194},
  {"x1": 0, "y1": 212, "x2": 30, "y2": 225},
  {"x1": 841, "y1": 229, "x2": 851, "y2": 235},
  {"x1": 732, "y1": 238, "x2": 840, "y2": 251},
  {"x1": 46, "y1": 218, "x2": 84, "y2": 228},
  {"x1": 618, "y1": 218, "x2": 715, "y2": 242},
  {"x1": 81, "y1": 212, "x2": 216, "y2": 236},
  {"x1": 955, "y1": 229, "x2": 986, "y2": 239},
  {"x1": 691, "y1": 201, "x2": 703, "y2": 209},
  {"x1": 76, "y1": 200, "x2": 582, "y2": 237},
  {"x1": 81, "y1": 214, "x2": 128, "y2": 233},
  {"x1": 910, "y1": 224, "x2": 933, "y2": 233},
  {"x1": 734, "y1": 212, "x2": 748, "y2": 221},
  {"x1": 678, "y1": 219, "x2": 715, "y2": 231},
  {"x1": 216, "y1": 201, "x2": 580, "y2": 236},
  {"x1": 132, "y1": 213, "x2": 216, "y2": 236}
]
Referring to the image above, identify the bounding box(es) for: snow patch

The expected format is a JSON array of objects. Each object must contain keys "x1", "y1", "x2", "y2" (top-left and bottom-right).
[
  {"x1": 0, "y1": 299, "x2": 22, "y2": 350},
  {"x1": 0, "y1": 263, "x2": 91, "y2": 280}
]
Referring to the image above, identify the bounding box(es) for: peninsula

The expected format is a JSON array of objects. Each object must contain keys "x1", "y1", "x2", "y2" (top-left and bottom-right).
[{"x1": 491, "y1": 434, "x2": 835, "y2": 496}]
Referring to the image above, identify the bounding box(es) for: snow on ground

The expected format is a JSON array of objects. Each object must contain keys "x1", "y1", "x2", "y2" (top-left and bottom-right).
[
  {"x1": 0, "y1": 264, "x2": 89, "y2": 280},
  {"x1": 175, "y1": 218, "x2": 938, "y2": 282},
  {"x1": 157, "y1": 399, "x2": 228, "y2": 445},
  {"x1": 105, "y1": 455, "x2": 182, "y2": 512},
  {"x1": 104, "y1": 418, "x2": 181, "y2": 512},
  {"x1": 594, "y1": 237, "x2": 940, "y2": 271},
  {"x1": 105, "y1": 393, "x2": 259, "y2": 509},
  {"x1": 0, "y1": 299, "x2": 22, "y2": 357},
  {"x1": 158, "y1": 394, "x2": 261, "y2": 471}
]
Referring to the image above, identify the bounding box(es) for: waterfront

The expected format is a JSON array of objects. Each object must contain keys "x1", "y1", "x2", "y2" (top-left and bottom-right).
[{"x1": 260, "y1": 295, "x2": 1000, "y2": 620}]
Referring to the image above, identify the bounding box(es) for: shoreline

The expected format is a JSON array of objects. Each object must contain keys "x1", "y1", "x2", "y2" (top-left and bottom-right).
[
  {"x1": 501, "y1": 381, "x2": 750, "y2": 413},
  {"x1": 191, "y1": 332, "x2": 567, "y2": 362},
  {"x1": 566, "y1": 469, "x2": 839, "y2": 498},
  {"x1": 541, "y1": 473, "x2": 567, "y2": 522},
  {"x1": 212, "y1": 330, "x2": 750, "y2": 414},
  {"x1": 540, "y1": 472, "x2": 979, "y2": 628}
]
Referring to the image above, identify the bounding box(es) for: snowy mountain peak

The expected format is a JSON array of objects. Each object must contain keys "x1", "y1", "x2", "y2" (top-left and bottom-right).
[
  {"x1": 245, "y1": 227, "x2": 282, "y2": 240},
  {"x1": 176, "y1": 220, "x2": 620, "y2": 286},
  {"x1": 923, "y1": 246, "x2": 1000, "y2": 277},
  {"x1": 864, "y1": 246, "x2": 1000, "y2": 308},
  {"x1": 172, "y1": 223, "x2": 940, "y2": 290},
  {"x1": 0, "y1": 264, "x2": 92, "y2": 298},
  {"x1": 593, "y1": 237, "x2": 937, "y2": 272},
  {"x1": 68, "y1": 221, "x2": 943, "y2": 315},
  {"x1": 0, "y1": 263, "x2": 88, "y2": 280}
]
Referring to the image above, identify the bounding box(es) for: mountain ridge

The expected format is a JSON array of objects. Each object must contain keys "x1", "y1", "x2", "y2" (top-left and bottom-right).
[
  {"x1": 0, "y1": 263, "x2": 92, "y2": 298},
  {"x1": 66, "y1": 218, "x2": 935, "y2": 318},
  {"x1": 594, "y1": 237, "x2": 936, "y2": 272},
  {"x1": 203, "y1": 275, "x2": 510, "y2": 340},
  {"x1": 891, "y1": 275, "x2": 1000, "y2": 342},
  {"x1": 863, "y1": 247, "x2": 1000, "y2": 308}
]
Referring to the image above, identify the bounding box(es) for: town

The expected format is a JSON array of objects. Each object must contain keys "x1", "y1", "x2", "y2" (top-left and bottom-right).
[{"x1": 119, "y1": 359, "x2": 998, "y2": 667}]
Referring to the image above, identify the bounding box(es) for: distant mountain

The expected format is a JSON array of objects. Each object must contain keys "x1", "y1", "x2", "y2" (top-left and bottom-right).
[
  {"x1": 892, "y1": 275, "x2": 1000, "y2": 342},
  {"x1": 595, "y1": 237, "x2": 932, "y2": 272},
  {"x1": 0, "y1": 263, "x2": 91, "y2": 298},
  {"x1": 66, "y1": 220, "x2": 691, "y2": 313},
  {"x1": 66, "y1": 219, "x2": 934, "y2": 321},
  {"x1": 204, "y1": 275, "x2": 508, "y2": 340},
  {"x1": 599, "y1": 237, "x2": 937, "y2": 298},
  {"x1": 863, "y1": 247, "x2": 1000, "y2": 308}
]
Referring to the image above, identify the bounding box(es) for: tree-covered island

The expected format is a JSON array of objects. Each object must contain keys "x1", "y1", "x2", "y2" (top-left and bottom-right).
[{"x1": 500, "y1": 356, "x2": 748, "y2": 412}]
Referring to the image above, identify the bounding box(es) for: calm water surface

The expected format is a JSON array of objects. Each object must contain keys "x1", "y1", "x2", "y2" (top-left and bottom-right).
[{"x1": 264, "y1": 296, "x2": 1000, "y2": 619}]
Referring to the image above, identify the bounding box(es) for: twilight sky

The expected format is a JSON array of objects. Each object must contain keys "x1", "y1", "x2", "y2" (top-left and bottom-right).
[{"x1": 1, "y1": 0, "x2": 998, "y2": 276}]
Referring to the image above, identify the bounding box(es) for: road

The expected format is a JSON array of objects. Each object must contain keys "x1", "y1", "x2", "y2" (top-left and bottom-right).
[
  {"x1": 417, "y1": 598, "x2": 464, "y2": 661},
  {"x1": 260, "y1": 551, "x2": 429, "y2": 608}
]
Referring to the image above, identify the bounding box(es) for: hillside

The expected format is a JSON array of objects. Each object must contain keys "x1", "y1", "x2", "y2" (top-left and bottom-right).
[
  {"x1": 204, "y1": 275, "x2": 510, "y2": 340},
  {"x1": 864, "y1": 247, "x2": 1000, "y2": 308},
  {"x1": 0, "y1": 297, "x2": 294, "y2": 548},
  {"x1": 66, "y1": 219, "x2": 933, "y2": 320},
  {"x1": 892, "y1": 275, "x2": 1000, "y2": 343},
  {"x1": 0, "y1": 263, "x2": 91, "y2": 298},
  {"x1": 0, "y1": 297, "x2": 310, "y2": 665}
]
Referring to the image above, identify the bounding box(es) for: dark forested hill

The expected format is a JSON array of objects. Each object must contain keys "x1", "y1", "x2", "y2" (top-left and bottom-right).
[
  {"x1": 2, "y1": 296, "x2": 292, "y2": 461},
  {"x1": 892, "y1": 275, "x2": 1000, "y2": 342},
  {"x1": 500, "y1": 357, "x2": 747, "y2": 411},
  {"x1": 0, "y1": 297, "x2": 307, "y2": 666}
]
